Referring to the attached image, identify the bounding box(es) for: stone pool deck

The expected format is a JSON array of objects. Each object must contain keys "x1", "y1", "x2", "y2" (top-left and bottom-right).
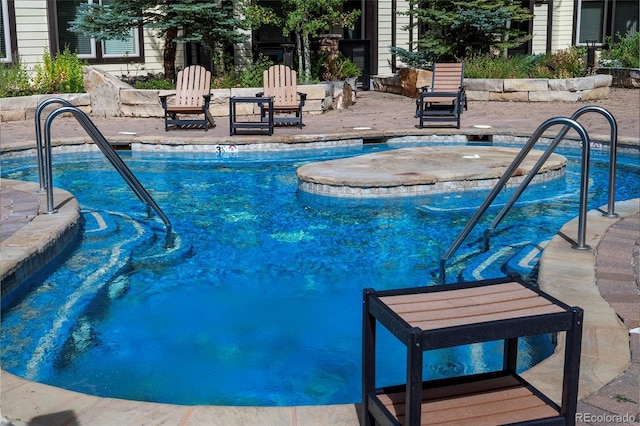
[{"x1": 1, "y1": 89, "x2": 639, "y2": 425}]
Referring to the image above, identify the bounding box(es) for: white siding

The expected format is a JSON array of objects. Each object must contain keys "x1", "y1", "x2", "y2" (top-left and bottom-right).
[
  {"x1": 140, "y1": 28, "x2": 165, "y2": 75},
  {"x1": 377, "y1": 0, "x2": 393, "y2": 75},
  {"x1": 531, "y1": 2, "x2": 549, "y2": 54},
  {"x1": 394, "y1": 0, "x2": 415, "y2": 68},
  {"x1": 13, "y1": 1, "x2": 164, "y2": 78},
  {"x1": 14, "y1": 0, "x2": 49, "y2": 73},
  {"x1": 551, "y1": 0, "x2": 575, "y2": 51}
]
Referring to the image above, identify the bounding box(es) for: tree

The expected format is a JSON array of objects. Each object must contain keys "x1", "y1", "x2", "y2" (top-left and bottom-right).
[
  {"x1": 398, "y1": 0, "x2": 532, "y2": 62},
  {"x1": 70, "y1": 0, "x2": 250, "y2": 82},
  {"x1": 280, "y1": 0, "x2": 360, "y2": 82}
]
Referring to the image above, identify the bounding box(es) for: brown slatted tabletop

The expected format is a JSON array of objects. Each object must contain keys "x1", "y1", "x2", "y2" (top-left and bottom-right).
[{"x1": 379, "y1": 281, "x2": 565, "y2": 332}]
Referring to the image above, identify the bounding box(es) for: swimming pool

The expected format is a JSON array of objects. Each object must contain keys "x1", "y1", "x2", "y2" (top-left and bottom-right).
[{"x1": 1, "y1": 141, "x2": 639, "y2": 406}]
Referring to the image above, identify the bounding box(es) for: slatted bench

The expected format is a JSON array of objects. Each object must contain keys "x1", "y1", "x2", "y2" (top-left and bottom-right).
[{"x1": 362, "y1": 276, "x2": 583, "y2": 426}]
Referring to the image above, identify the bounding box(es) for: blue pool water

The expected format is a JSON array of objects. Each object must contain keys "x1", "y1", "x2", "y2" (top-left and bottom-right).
[{"x1": 1, "y1": 142, "x2": 639, "y2": 406}]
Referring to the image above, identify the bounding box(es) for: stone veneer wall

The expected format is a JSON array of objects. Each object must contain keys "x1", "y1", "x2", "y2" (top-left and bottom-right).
[{"x1": 372, "y1": 72, "x2": 613, "y2": 102}]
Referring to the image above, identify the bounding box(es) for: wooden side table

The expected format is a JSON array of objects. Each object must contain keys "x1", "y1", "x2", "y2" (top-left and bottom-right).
[
  {"x1": 362, "y1": 276, "x2": 583, "y2": 426},
  {"x1": 229, "y1": 96, "x2": 274, "y2": 135}
]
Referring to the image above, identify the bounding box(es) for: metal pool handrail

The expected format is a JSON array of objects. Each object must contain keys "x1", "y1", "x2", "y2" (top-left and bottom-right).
[
  {"x1": 35, "y1": 98, "x2": 73, "y2": 191},
  {"x1": 482, "y1": 106, "x2": 619, "y2": 253},
  {"x1": 40, "y1": 104, "x2": 175, "y2": 248},
  {"x1": 439, "y1": 116, "x2": 591, "y2": 284},
  {"x1": 565, "y1": 106, "x2": 618, "y2": 218}
]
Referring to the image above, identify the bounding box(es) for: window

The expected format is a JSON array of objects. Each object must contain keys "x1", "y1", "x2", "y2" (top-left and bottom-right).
[
  {"x1": 49, "y1": 0, "x2": 143, "y2": 63},
  {"x1": 577, "y1": 0, "x2": 639, "y2": 45},
  {"x1": 1, "y1": 0, "x2": 16, "y2": 63}
]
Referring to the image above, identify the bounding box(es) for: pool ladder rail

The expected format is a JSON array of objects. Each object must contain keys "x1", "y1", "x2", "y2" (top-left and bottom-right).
[
  {"x1": 439, "y1": 106, "x2": 620, "y2": 283},
  {"x1": 35, "y1": 98, "x2": 175, "y2": 248}
]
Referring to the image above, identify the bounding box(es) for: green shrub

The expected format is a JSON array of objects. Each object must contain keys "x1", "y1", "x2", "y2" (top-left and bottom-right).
[
  {"x1": 600, "y1": 31, "x2": 640, "y2": 68},
  {"x1": 212, "y1": 54, "x2": 274, "y2": 89},
  {"x1": 0, "y1": 61, "x2": 35, "y2": 98},
  {"x1": 322, "y1": 53, "x2": 361, "y2": 81},
  {"x1": 464, "y1": 54, "x2": 532, "y2": 78},
  {"x1": 239, "y1": 54, "x2": 274, "y2": 87},
  {"x1": 133, "y1": 78, "x2": 174, "y2": 90},
  {"x1": 464, "y1": 48, "x2": 586, "y2": 79},
  {"x1": 33, "y1": 48, "x2": 87, "y2": 93},
  {"x1": 536, "y1": 46, "x2": 585, "y2": 78}
]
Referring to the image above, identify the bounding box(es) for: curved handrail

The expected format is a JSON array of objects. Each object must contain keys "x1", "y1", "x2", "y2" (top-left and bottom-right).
[
  {"x1": 439, "y1": 116, "x2": 590, "y2": 283},
  {"x1": 483, "y1": 106, "x2": 619, "y2": 251},
  {"x1": 35, "y1": 98, "x2": 73, "y2": 191},
  {"x1": 563, "y1": 106, "x2": 618, "y2": 217},
  {"x1": 42, "y1": 105, "x2": 174, "y2": 248}
]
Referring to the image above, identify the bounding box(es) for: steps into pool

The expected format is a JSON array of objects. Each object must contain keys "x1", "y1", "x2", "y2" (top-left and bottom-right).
[{"x1": 444, "y1": 241, "x2": 546, "y2": 283}]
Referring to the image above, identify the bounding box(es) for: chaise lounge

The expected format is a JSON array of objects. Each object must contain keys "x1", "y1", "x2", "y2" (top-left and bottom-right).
[{"x1": 416, "y1": 63, "x2": 467, "y2": 129}]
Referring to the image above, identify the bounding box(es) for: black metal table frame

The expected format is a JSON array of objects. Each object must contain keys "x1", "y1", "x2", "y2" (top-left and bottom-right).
[
  {"x1": 362, "y1": 276, "x2": 584, "y2": 426},
  {"x1": 229, "y1": 96, "x2": 274, "y2": 136}
]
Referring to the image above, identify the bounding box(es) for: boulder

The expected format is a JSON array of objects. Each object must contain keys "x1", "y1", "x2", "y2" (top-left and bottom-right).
[
  {"x1": 83, "y1": 66, "x2": 132, "y2": 117},
  {"x1": 398, "y1": 67, "x2": 432, "y2": 98}
]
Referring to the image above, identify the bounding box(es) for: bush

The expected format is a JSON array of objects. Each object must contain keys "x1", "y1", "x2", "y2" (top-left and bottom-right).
[
  {"x1": 33, "y1": 48, "x2": 87, "y2": 93},
  {"x1": 120, "y1": 73, "x2": 174, "y2": 90},
  {"x1": 464, "y1": 47, "x2": 586, "y2": 79},
  {"x1": 536, "y1": 46, "x2": 585, "y2": 78},
  {"x1": 0, "y1": 61, "x2": 35, "y2": 98},
  {"x1": 464, "y1": 54, "x2": 535, "y2": 78},
  {"x1": 322, "y1": 53, "x2": 360, "y2": 81},
  {"x1": 600, "y1": 31, "x2": 640, "y2": 68},
  {"x1": 239, "y1": 54, "x2": 274, "y2": 87},
  {"x1": 212, "y1": 54, "x2": 274, "y2": 88}
]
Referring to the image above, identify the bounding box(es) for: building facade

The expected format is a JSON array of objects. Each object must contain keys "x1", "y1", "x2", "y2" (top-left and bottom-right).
[{"x1": 1, "y1": 0, "x2": 638, "y2": 80}]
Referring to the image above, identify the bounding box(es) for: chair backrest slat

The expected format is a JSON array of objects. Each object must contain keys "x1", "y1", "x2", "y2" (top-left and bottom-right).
[
  {"x1": 432, "y1": 63, "x2": 464, "y2": 92},
  {"x1": 264, "y1": 65, "x2": 298, "y2": 107},
  {"x1": 175, "y1": 65, "x2": 211, "y2": 107}
]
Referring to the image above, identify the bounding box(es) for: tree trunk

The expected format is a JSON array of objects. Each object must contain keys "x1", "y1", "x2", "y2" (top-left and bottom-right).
[
  {"x1": 302, "y1": 32, "x2": 311, "y2": 82},
  {"x1": 296, "y1": 32, "x2": 303, "y2": 77},
  {"x1": 164, "y1": 27, "x2": 179, "y2": 82}
]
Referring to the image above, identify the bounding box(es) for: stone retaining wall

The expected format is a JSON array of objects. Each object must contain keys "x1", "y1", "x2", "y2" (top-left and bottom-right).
[
  {"x1": 372, "y1": 72, "x2": 613, "y2": 102},
  {"x1": 596, "y1": 67, "x2": 640, "y2": 89},
  {"x1": 0, "y1": 66, "x2": 355, "y2": 122},
  {"x1": 0, "y1": 93, "x2": 92, "y2": 122}
]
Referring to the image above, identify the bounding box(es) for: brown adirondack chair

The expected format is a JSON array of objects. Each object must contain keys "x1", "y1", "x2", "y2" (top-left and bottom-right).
[
  {"x1": 159, "y1": 65, "x2": 215, "y2": 131},
  {"x1": 416, "y1": 63, "x2": 467, "y2": 129},
  {"x1": 257, "y1": 65, "x2": 307, "y2": 128}
]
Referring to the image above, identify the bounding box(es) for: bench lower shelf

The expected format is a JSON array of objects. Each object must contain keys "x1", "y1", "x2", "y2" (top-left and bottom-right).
[{"x1": 368, "y1": 373, "x2": 561, "y2": 426}]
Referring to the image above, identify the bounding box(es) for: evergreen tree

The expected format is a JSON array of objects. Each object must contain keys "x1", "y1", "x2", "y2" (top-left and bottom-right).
[
  {"x1": 70, "y1": 0, "x2": 250, "y2": 82},
  {"x1": 399, "y1": 0, "x2": 532, "y2": 62}
]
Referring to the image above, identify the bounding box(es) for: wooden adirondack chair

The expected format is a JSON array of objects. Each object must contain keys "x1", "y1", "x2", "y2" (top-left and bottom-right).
[
  {"x1": 159, "y1": 65, "x2": 215, "y2": 131},
  {"x1": 257, "y1": 65, "x2": 307, "y2": 128},
  {"x1": 416, "y1": 63, "x2": 467, "y2": 129}
]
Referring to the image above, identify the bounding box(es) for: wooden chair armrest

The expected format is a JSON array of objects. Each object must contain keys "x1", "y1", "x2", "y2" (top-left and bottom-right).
[
  {"x1": 159, "y1": 93, "x2": 175, "y2": 108},
  {"x1": 202, "y1": 93, "x2": 212, "y2": 108},
  {"x1": 298, "y1": 92, "x2": 307, "y2": 106}
]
